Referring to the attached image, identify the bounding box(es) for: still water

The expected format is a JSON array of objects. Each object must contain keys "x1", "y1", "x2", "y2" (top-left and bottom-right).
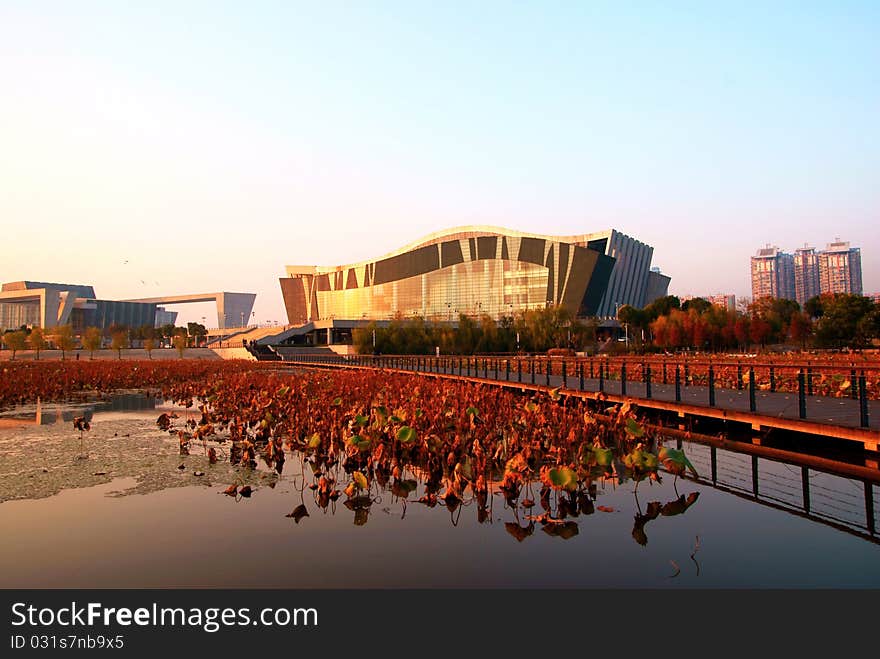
[{"x1": 1, "y1": 395, "x2": 878, "y2": 588}]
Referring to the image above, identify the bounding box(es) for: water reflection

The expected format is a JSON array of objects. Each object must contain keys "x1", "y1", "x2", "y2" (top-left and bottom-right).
[
  {"x1": 0, "y1": 399, "x2": 877, "y2": 587},
  {"x1": 0, "y1": 393, "x2": 162, "y2": 427}
]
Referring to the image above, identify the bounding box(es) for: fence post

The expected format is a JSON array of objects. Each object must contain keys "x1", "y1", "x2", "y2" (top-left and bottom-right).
[
  {"x1": 737, "y1": 363, "x2": 743, "y2": 391},
  {"x1": 770, "y1": 366, "x2": 776, "y2": 393},
  {"x1": 598, "y1": 362, "x2": 604, "y2": 392},
  {"x1": 675, "y1": 365, "x2": 681, "y2": 402},
  {"x1": 518, "y1": 359, "x2": 522, "y2": 383},
  {"x1": 708, "y1": 365, "x2": 715, "y2": 407},
  {"x1": 749, "y1": 367, "x2": 756, "y2": 413},
  {"x1": 484, "y1": 358, "x2": 488, "y2": 379},
  {"x1": 798, "y1": 370, "x2": 806, "y2": 419},
  {"x1": 807, "y1": 367, "x2": 813, "y2": 396},
  {"x1": 579, "y1": 362, "x2": 584, "y2": 391},
  {"x1": 662, "y1": 360, "x2": 667, "y2": 385},
  {"x1": 684, "y1": 362, "x2": 689, "y2": 386},
  {"x1": 531, "y1": 359, "x2": 535, "y2": 385},
  {"x1": 505, "y1": 359, "x2": 510, "y2": 381},
  {"x1": 589, "y1": 359, "x2": 594, "y2": 380},
  {"x1": 546, "y1": 360, "x2": 551, "y2": 387},
  {"x1": 562, "y1": 361, "x2": 567, "y2": 389},
  {"x1": 851, "y1": 368, "x2": 858, "y2": 400},
  {"x1": 859, "y1": 372, "x2": 869, "y2": 428},
  {"x1": 620, "y1": 362, "x2": 627, "y2": 396},
  {"x1": 646, "y1": 364, "x2": 652, "y2": 399}
]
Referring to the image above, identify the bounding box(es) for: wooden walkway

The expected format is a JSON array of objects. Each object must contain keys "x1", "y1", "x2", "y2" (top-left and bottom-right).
[{"x1": 282, "y1": 356, "x2": 880, "y2": 451}]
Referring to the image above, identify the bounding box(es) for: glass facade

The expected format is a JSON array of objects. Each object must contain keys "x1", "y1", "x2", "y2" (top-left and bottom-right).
[
  {"x1": 314, "y1": 260, "x2": 550, "y2": 321},
  {"x1": 0, "y1": 301, "x2": 40, "y2": 331}
]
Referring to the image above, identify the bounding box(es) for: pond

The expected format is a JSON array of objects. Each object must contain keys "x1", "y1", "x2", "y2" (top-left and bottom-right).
[{"x1": 0, "y1": 394, "x2": 878, "y2": 588}]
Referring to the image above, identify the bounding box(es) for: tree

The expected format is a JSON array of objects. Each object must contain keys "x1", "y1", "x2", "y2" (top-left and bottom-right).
[
  {"x1": 53, "y1": 325, "x2": 76, "y2": 360},
  {"x1": 28, "y1": 327, "x2": 47, "y2": 359},
  {"x1": 748, "y1": 318, "x2": 772, "y2": 348},
  {"x1": 644, "y1": 295, "x2": 680, "y2": 321},
  {"x1": 160, "y1": 323, "x2": 177, "y2": 346},
  {"x1": 787, "y1": 312, "x2": 813, "y2": 348},
  {"x1": 110, "y1": 329, "x2": 129, "y2": 359},
  {"x1": 143, "y1": 337, "x2": 156, "y2": 359},
  {"x1": 681, "y1": 297, "x2": 712, "y2": 314},
  {"x1": 82, "y1": 327, "x2": 102, "y2": 359},
  {"x1": 187, "y1": 322, "x2": 208, "y2": 347},
  {"x1": 172, "y1": 333, "x2": 188, "y2": 358},
  {"x1": 3, "y1": 330, "x2": 27, "y2": 360},
  {"x1": 812, "y1": 293, "x2": 874, "y2": 348}
]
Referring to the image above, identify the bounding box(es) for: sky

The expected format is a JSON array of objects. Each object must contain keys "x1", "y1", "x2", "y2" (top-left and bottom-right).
[{"x1": 1, "y1": 1, "x2": 878, "y2": 326}]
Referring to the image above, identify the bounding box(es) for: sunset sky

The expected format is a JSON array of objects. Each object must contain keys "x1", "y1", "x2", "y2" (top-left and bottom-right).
[{"x1": 1, "y1": 1, "x2": 877, "y2": 326}]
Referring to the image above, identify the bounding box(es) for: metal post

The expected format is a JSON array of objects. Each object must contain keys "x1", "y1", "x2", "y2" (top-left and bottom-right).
[
  {"x1": 859, "y1": 373, "x2": 869, "y2": 428},
  {"x1": 851, "y1": 368, "x2": 858, "y2": 400},
  {"x1": 562, "y1": 361, "x2": 567, "y2": 389},
  {"x1": 708, "y1": 365, "x2": 715, "y2": 407},
  {"x1": 866, "y1": 482, "x2": 876, "y2": 535},
  {"x1": 505, "y1": 359, "x2": 510, "y2": 381},
  {"x1": 770, "y1": 366, "x2": 776, "y2": 393},
  {"x1": 517, "y1": 359, "x2": 522, "y2": 383},
  {"x1": 736, "y1": 363, "x2": 743, "y2": 391},
  {"x1": 598, "y1": 362, "x2": 604, "y2": 392},
  {"x1": 467, "y1": 358, "x2": 471, "y2": 377},
  {"x1": 749, "y1": 367, "x2": 756, "y2": 413},
  {"x1": 646, "y1": 364, "x2": 652, "y2": 399},
  {"x1": 579, "y1": 362, "x2": 584, "y2": 391},
  {"x1": 545, "y1": 359, "x2": 551, "y2": 387},
  {"x1": 662, "y1": 360, "x2": 667, "y2": 385},
  {"x1": 684, "y1": 362, "x2": 689, "y2": 386},
  {"x1": 620, "y1": 362, "x2": 627, "y2": 396},
  {"x1": 798, "y1": 370, "x2": 806, "y2": 419},
  {"x1": 484, "y1": 358, "x2": 488, "y2": 379},
  {"x1": 675, "y1": 365, "x2": 681, "y2": 402},
  {"x1": 459, "y1": 358, "x2": 462, "y2": 376},
  {"x1": 530, "y1": 359, "x2": 535, "y2": 385},
  {"x1": 589, "y1": 359, "x2": 594, "y2": 380},
  {"x1": 752, "y1": 455, "x2": 759, "y2": 498},
  {"x1": 710, "y1": 446, "x2": 717, "y2": 484},
  {"x1": 807, "y1": 367, "x2": 813, "y2": 396},
  {"x1": 802, "y1": 467, "x2": 810, "y2": 514}
]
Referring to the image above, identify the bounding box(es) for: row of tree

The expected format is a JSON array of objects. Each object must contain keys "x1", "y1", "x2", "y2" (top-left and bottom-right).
[
  {"x1": 0, "y1": 322, "x2": 210, "y2": 359},
  {"x1": 353, "y1": 307, "x2": 601, "y2": 355},
  {"x1": 618, "y1": 293, "x2": 880, "y2": 351}
]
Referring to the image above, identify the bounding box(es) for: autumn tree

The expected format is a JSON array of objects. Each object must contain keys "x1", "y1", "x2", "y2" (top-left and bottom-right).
[
  {"x1": 173, "y1": 333, "x2": 188, "y2": 357},
  {"x1": 110, "y1": 329, "x2": 129, "y2": 359},
  {"x1": 28, "y1": 327, "x2": 47, "y2": 359},
  {"x1": 3, "y1": 330, "x2": 27, "y2": 360},
  {"x1": 53, "y1": 325, "x2": 76, "y2": 360},
  {"x1": 82, "y1": 327, "x2": 102, "y2": 359}
]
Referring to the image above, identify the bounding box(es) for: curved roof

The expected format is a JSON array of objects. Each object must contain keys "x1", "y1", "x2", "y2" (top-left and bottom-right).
[{"x1": 286, "y1": 225, "x2": 613, "y2": 274}]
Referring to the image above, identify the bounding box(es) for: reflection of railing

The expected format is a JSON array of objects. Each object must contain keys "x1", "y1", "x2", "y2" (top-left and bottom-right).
[{"x1": 665, "y1": 437, "x2": 879, "y2": 543}]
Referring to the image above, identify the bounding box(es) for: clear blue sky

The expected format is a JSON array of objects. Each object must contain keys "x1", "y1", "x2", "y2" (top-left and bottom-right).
[{"x1": 1, "y1": 1, "x2": 877, "y2": 325}]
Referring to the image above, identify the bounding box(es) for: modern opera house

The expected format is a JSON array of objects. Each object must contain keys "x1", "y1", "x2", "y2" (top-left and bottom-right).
[{"x1": 279, "y1": 227, "x2": 670, "y2": 325}]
